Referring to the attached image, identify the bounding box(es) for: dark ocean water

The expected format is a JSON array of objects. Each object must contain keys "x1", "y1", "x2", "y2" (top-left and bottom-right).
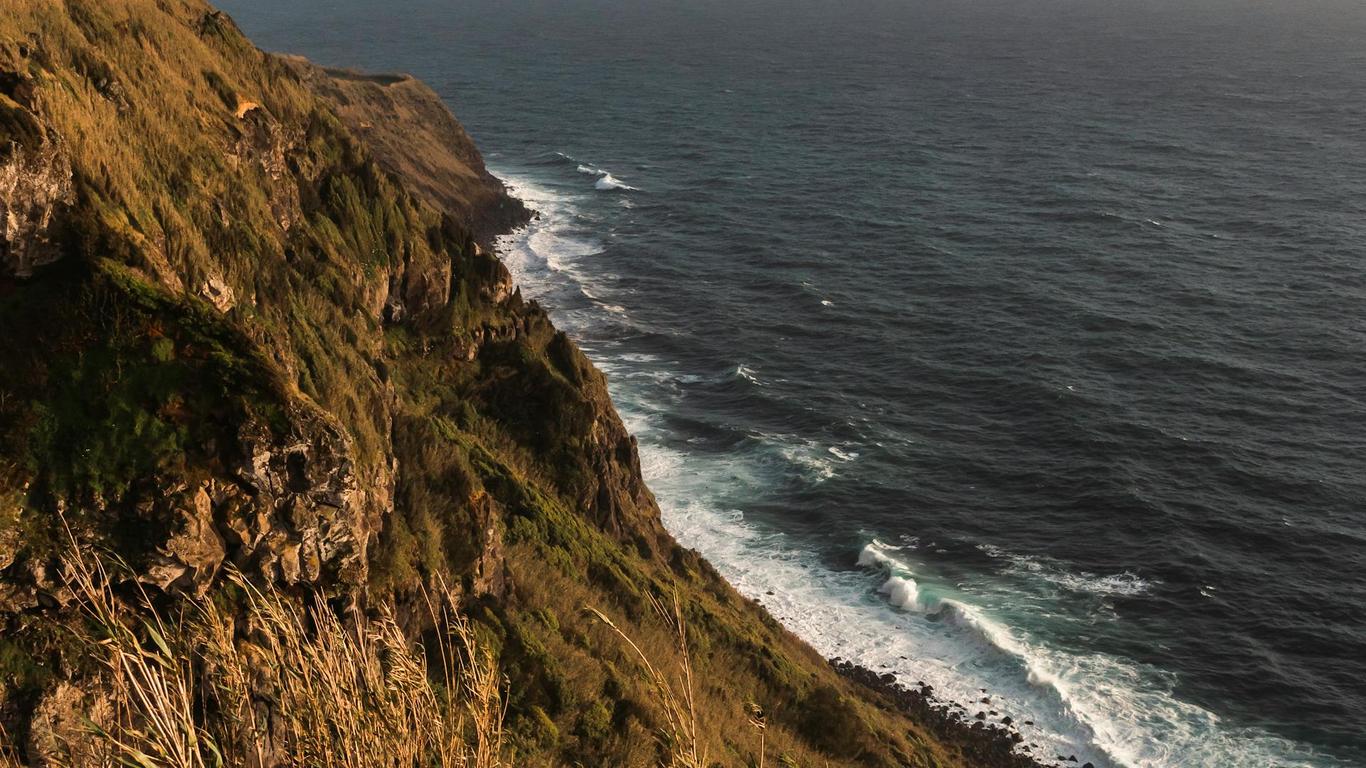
[{"x1": 219, "y1": 1, "x2": 1366, "y2": 764}]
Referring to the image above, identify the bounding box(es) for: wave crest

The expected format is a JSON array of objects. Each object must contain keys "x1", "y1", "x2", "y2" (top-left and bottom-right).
[
  {"x1": 858, "y1": 541, "x2": 932, "y2": 612},
  {"x1": 595, "y1": 172, "x2": 637, "y2": 191}
]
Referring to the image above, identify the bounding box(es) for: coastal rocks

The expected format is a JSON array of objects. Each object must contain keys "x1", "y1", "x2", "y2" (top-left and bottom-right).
[{"x1": 831, "y1": 659, "x2": 1049, "y2": 768}]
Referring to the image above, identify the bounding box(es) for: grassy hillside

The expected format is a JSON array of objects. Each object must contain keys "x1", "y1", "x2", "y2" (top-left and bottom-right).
[{"x1": 0, "y1": 2, "x2": 1038, "y2": 766}]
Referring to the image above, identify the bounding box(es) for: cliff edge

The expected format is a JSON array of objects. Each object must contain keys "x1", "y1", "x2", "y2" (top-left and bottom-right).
[{"x1": 0, "y1": 2, "x2": 1042, "y2": 766}]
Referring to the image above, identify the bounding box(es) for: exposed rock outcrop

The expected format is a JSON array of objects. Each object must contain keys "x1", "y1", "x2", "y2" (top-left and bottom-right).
[
  {"x1": 228, "y1": 99, "x2": 302, "y2": 232},
  {"x1": 227, "y1": 403, "x2": 390, "y2": 589},
  {"x1": 141, "y1": 482, "x2": 226, "y2": 595},
  {"x1": 0, "y1": 130, "x2": 73, "y2": 279},
  {"x1": 0, "y1": 41, "x2": 73, "y2": 279},
  {"x1": 26, "y1": 682, "x2": 114, "y2": 767}
]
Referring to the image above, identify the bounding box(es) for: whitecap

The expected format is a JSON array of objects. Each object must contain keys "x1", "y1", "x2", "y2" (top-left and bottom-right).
[
  {"x1": 978, "y1": 544, "x2": 1156, "y2": 597},
  {"x1": 595, "y1": 172, "x2": 637, "y2": 191},
  {"x1": 777, "y1": 442, "x2": 836, "y2": 482},
  {"x1": 858, "y1": 541, "x2": 931, "y2": 612},
  {"x1": 827, "y1": 445, "x2": 859, "y2": 461}
]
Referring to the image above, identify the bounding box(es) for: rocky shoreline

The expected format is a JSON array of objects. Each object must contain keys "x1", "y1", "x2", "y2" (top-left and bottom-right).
[{"x1": 831, "y1": 659, "x2": 1099, "y2": 768}]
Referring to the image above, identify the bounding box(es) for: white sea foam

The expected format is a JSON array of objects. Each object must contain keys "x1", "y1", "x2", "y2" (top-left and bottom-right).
[
  {"x1": 880, "y1": 575, "x2": 922, "y2": 610},
  {"x1": 978, "y1": 544, "x2": 1157, "y2": 597},
  {"x1": 735, "y1": 363, "x2": 764, "y2": 385},
  {"x1": 827, "y1": 445, "x2": 859, "y2": 461},
  {"x1": 568, "y1": 156, "x2": 639, "y2": 190},
  {"x1": 859, "y1": 541, "x2": 932, "y2": 612},
  {"x1": 777, "y1": 440, "x2": 836, "y2": 482},
  {"x1": 594, "y1": 172, "x2": 637, "y2": 191},
  {"x1": 858, "y1": 539, "x2": 905, "y2": 568}
]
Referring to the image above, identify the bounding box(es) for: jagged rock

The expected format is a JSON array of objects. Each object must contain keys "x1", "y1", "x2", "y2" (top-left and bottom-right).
[
  {"x1": 476, "y1": 250, "x2": 515, "y2": 305},
  {"x1": 0, "y1": 131, "x2": 74, "y2": 278},
  {"x1": 229, "y1": 102, "x2": 301, "y2": 232},
  {"x1": 200, "y1": 274, "x2": 236, "y2": 312},
  {"x1": 30, "y1": 558, "x2": 72, "y2": 608},
  {"x1": 229, "y1": 402, "x2": 385, "y2": 589},
  {"x1": 277, "y1": 539, "x2": 302, "y2": 584},
  {"x1": 400, "y1": 252, "x2": 451, "y2": 321},
  {"x1": 142, "y1": 484, "x2": 227, "y2": 597},
  {"x1": 0, "y1": 5, "x2": 1021, "y2": 764},
  {"x1": 466, "y1": 490, "x2": 507, "y2": 597}
]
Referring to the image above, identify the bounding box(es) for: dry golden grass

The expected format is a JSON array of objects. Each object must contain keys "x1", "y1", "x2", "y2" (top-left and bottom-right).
[
  {"x1": 65, "y1": 541, "x2": 214, "y2": 768},
  {"x1": 0, "y1": 725, "x2": 23, "y2": 768},
  {"x1": 589, "y1": 592, "x2": 714, "y2": 768},
  {"x1": 61, "y1": 537, "x2": 507, "y2": 768}
]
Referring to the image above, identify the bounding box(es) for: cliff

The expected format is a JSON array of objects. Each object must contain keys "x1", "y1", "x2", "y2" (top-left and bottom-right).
[{"x1": 0, "y1": 2, "x2": 1040, "y2": 766}]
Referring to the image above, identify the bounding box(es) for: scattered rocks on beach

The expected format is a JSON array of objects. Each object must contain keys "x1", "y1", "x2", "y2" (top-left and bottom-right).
[{"x1": 831, "y1": 659, "x2": 1055, "y2": 768}]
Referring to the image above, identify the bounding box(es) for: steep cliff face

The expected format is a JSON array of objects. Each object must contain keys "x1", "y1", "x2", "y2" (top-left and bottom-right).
[{"x1": 0, "y1": 2, "x2": 1031, "y2": 767}]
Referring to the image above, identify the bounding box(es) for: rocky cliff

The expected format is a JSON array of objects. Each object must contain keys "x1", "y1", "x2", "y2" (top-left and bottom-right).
[{"x1": 0, "y1": 2, "x2": 1039, "y2": 766}]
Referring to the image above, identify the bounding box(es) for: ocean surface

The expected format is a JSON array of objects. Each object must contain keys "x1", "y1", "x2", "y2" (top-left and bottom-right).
[{"x1": 219, "y1": 1, "x2": 1366, "y2": 765}]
